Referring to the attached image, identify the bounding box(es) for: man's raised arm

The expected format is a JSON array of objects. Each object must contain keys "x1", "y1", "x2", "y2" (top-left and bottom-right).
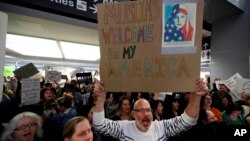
[{"x1": 185, "y1": 78, "x2": 208, "y2": 118}]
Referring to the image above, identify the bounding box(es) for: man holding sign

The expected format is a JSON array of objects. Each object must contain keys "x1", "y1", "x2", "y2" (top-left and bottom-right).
[
  {"x1": 93, "y1": 78, "x2": 208, "y2": 141},
  {"x1": 93, "y1": 0, "x2": 206, "y2": 140}
]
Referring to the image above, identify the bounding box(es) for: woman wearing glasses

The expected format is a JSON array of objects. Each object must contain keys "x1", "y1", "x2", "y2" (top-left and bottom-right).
[{"x1": 0, "y1": 112, "x2": 43, "y2": 141}]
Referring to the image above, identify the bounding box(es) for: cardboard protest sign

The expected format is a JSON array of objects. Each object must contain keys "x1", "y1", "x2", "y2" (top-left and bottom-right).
[
  {"x1": 13, "y1": 63, "x2": 39, "y2": 79},
  {"x1": 234, "y1": 78, "x2": 250, "y2": 98},
  {"x1": 224, "y1": 73, "x2": 243, "y2": 93},
  {"x1": 21, "y1": 78, "x2": 40, "y2": 105},
  {"x1": 61, "y1": 75, "x2": 68, "y2": 80},
  {"x1": 76, "y1": 72, "x2": 93, "y2": 85},
  {"x1": 45, "y1": 71, "x2": 62, "y2": 81},
  {"x1": 222, "y1": 73, "x2": 243, "y2": 101},
  {"x1": 97, "y1": 0, "x2": 204, "y2": 92}
]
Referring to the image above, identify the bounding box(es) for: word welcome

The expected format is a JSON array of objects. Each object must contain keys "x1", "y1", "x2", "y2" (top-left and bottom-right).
[{"x1": 101, "y1": 24, "x2": 153, "y2": 45}]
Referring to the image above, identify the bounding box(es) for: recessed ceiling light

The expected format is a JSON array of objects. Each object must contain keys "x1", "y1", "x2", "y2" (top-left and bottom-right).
[
  {"x1": 60, "y1": 41, "x2": 100, "y2": 61},
  {"x1": 6, "y1": 34, "x2": 62, "y2": 58}
]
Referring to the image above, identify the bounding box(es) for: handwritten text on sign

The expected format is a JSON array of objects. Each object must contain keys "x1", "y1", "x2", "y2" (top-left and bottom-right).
[{"x1": 98, "y1": 0, "x2": 203, "y2": 92}]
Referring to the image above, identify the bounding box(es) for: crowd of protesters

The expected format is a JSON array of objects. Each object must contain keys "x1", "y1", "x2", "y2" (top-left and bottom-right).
[{"x1": 0, "y1": 76, "x2": 250, "y2": 141}]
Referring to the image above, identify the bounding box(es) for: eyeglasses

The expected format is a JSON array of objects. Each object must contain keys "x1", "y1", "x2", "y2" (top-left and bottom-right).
[
  {"x1": 134, "y1": 108, "x2": 152, "y2": 113},
  {"x1": 14, "y1": 122, "x2": 36, "y2": 132}
]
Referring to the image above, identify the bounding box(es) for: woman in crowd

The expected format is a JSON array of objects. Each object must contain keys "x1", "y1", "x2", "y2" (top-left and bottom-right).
[
  {"x1": 162, "y1": 94, "x2": 182, "y2": 141},
  {"x1": 105, "y1": 97, "x2": 133, "y2": 141},
  {"x1": 180, "y1": 109, "x2": 226, "y2": 141},
  {"x1": 222, "y1": 102, "x2": 245, "y2": 125},
  {"x1": 152, "y1": 100, "x2": 164, "y2": 121},
  {"x1": 63, "y1": 116, "x2": 93, "y2": 141},
  {"x1": 40, "y1": 88, "x2": 61, "y2": 141},
  {"x1": 0, "y1": 112, "x2": 43, "y2": 141},
  {"x1": 218, "y1": 95, "x2": 233, "y2": 112},
  {"x1": 200, "y1": 94, "x2": 223, "y2": 122},
  {"x1": 112, "y1": 97, "x2": 133, "y2": 121},
  {"x1": 163, "y1": 94, "x2": 181, "y2": 119},
  {"x1": 78, "y1": 104, "x2": 103, "y2": 141},
  {"x1": 40, "y1": 88, "x2": 57, "y2": 117},
  {"x1": 105, "y1": 93, "x2": 119, "y2": 119}
]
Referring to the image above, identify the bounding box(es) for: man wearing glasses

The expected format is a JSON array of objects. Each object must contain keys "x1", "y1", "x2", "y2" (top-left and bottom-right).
[{"x1": 93, "y1": 78, "x2": 208, "y2": 141}]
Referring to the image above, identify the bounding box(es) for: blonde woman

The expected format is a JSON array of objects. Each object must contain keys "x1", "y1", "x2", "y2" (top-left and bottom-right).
[
  {"x1": 1, "y1": 112, "x2": 43, "y2": 141},
  {"x1": 112, "y1": 97, "x2": 133, "y2": 121},
  {"x1": 63, "y1": 116, "x2": 93, "y2": 141}
]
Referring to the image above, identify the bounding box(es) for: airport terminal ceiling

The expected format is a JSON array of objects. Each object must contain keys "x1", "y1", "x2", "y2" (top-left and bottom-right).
[{"x1": 0, "y1": 0, "x2": 245, "y2": 74}]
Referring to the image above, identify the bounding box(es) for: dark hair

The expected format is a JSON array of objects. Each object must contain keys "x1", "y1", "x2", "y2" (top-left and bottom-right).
[
  {"x1": 225, "y1": 102, "x2": 243, "y2": 115},
  {"x1": 200, "y1": 93, "x2": 212, "y2": 108},
  {"x1": 66, "y1": 84, "x2": 76, "y2": 92},
  {"x1": 78, "y1": 104, "x2": 94, "y2": 117},
  {"x1": 40, "y1": 88, "x2": 55, "y2": 100},
  {"x1": 163, "y1": 94, "x2": 181, "y2": 119},
  {"x1": 219, "y1": 84, "x2": 230, "y2": 92},
  {"x1": 151, "y1": 100, "x2": 163, "y2": 111},
  {"x1": 45, "y1": 82, "x2": 52, "y2": 88},
  {"x1": 197, "y1": 109, "x2": 208, "y2": 125},
  {"x1": 57, "y1": 95, "x2": 73, "y2": 109}
]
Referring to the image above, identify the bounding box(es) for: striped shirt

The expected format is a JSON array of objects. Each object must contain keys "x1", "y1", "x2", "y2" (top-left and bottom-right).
[{"x1": 93, "y1": 111, "x2": 197, "y2": 141}]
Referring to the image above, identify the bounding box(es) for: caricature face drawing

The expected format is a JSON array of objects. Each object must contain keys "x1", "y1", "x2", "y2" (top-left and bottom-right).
[{"x1": 163, "y1": 4, "x2": 194, "y2": 42}]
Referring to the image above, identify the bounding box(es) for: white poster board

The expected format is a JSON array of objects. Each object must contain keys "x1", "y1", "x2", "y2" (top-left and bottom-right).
[
  {"x1": 0, "y1": 12, "x2": 8, "y2": 102},
  {"x1": 224, "y1": 73, "x2": 243, "y2": 101},
  {"x1": 21, "y1": 78, "x2": 41, "y2": 105},
  {"x1": 45, "y1": 71, "x2": 62, "y2": 81},
  {"x1": 224, "y1": 73, "x2": 243, "y2": 91},
  {"x1": 234, "y1": 78, "x2": 250, "y2": 96}
]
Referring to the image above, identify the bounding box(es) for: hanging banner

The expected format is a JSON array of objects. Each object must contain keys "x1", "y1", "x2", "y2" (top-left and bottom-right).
[
  {"x1": 0, "y1": 12, "x2": 8, "y2": 102},
  {"x1": 97, "y1": 0, "x2": 204, "y2": 92}
]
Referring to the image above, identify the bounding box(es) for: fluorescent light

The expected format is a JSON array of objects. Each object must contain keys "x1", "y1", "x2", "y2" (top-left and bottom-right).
[
  {"x1": 60, "y1": 41, "x2": 100, "y2": 61},
  {"x1": 6, "y1": 34, "x2": 62, "y2": 58}
]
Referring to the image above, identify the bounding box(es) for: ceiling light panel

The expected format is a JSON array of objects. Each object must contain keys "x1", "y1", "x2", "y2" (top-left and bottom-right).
[
  {"x1": 60, "y1": 41, "x2": 100, "y2": 61},
  {"x1": 6, "y1": 34, "x2": 62, "y2": 58}
]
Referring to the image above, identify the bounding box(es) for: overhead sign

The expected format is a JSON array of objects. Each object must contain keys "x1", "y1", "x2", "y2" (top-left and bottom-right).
[
  {"x1": 2, "y1": 0, "x2": 120, "y2": 22},
  {"x1": 97, "y1": 0, "x2": 204, "y2": 92}
]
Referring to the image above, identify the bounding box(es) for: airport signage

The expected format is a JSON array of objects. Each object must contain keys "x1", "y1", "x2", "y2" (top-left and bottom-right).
[{"x1": 2, "y1": 0, "x2": 121, "y2": 22}]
